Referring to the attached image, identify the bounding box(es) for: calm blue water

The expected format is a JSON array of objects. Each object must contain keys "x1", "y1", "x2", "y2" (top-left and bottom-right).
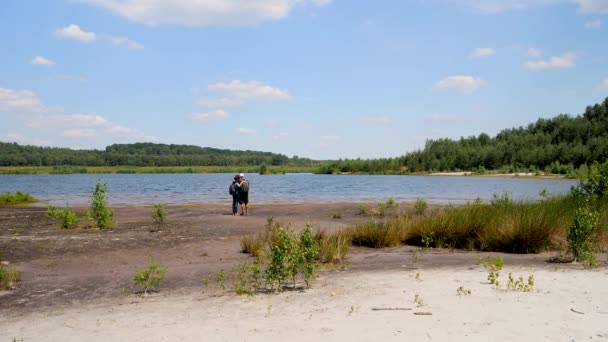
[{"x1": 0, "y1": 173, "x2": 576, "y2": 206}]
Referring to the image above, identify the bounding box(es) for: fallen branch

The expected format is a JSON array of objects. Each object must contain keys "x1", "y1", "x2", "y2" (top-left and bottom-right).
[
  {"x1": 371, "y1": 307, "x2": 412, "y2": 311},
  {"x1": 414, "y1": 312, "x2": 433, "y2": 316},
  {"x1": 570, "y1": 308, "x2": 584, "y2": 315}
]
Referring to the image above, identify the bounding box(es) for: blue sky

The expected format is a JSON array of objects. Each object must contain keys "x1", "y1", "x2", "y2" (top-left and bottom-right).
[{"x1": 1, "y1": 0, "x2": 607, "y2": 159}]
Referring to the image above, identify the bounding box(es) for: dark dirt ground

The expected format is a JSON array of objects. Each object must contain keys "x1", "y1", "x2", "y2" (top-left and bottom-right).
[{"x1": 0, "y1": 203, "x2": 601, "y2": 315}]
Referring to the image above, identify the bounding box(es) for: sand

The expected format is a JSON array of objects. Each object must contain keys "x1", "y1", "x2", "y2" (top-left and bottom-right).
[
  {"x1": 1, "y1": 204, "x2": 607, "y2": 341},
  {"x1": 2, "y1": 266, "x2": 608, "y2": 341}
]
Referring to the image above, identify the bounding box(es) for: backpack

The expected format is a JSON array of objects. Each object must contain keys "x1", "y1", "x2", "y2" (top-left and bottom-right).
[
  {"x1": 241, "y1": 180, "x2": 249, "y2": 192},
  {"x1": 229, "y1": 182, "x2": 235, "y2": 195}
]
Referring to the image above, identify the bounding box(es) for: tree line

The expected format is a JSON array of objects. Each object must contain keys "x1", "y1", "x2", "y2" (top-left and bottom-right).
[
  {"x1": 317, "y1": 97, "x2": 608, "y2": 174},
  {"x1": 0, "y1": 142, "x2": 312, "y2": 167}
]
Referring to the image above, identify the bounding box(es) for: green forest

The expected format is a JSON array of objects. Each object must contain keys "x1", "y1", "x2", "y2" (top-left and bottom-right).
[
  {"x1": 317, "y1": 97, "x2": 608, "y2": 175},
  {"x1": 0, "y1": 142, "x2": 312, "y2": 168},
  {"x1": 1, "y1": 97, "x2": 607, "y2": 175}
]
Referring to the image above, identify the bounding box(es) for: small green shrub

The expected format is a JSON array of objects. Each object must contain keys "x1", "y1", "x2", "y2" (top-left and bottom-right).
[
  {"x1": 60, "y1": 207, "x2": 79, "y2": 229},
  {"x1": 507, "y1": 273, "x2": 535, "y2": 292},
  {"x1": 152, "y1": 203, "x2": 167, "y2": 225},
  {"x1": 478, "y1": 255, "x2": 504, "y2": 288},
  {"x1": 414, "y1": 198, "x2": 428, "y2": 215},
  {"x1": 47, "y1": 205, "x2": 62, "y2": 219},
  {"x1": 133, "y1": 258, "x2": 167, "y2": 294},
  {"x1": 456, "y1": 286, "x2": 471, "y2": 296},
  {"x1": 90, "y1": 180, "x2": 114, "y2": 229},
  {"x1": 215, "y1": 268, "x2": 227, "y2": 290},
  {"x1": 491, "y1": 192, "x2": 512, "y2": 207},
  {"x1": 567, "y1": 205, "x2": 599, "y2": 268}
]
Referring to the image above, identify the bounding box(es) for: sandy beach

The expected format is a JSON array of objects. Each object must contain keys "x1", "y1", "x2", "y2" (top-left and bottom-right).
[{"x1": 1, "y1": 203, "x2": 607, "y2": 341}]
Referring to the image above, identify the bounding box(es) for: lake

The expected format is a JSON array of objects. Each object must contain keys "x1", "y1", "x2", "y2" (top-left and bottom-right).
[{"x1": 0, "y1": 173, "x2": 577, "y2": 206}]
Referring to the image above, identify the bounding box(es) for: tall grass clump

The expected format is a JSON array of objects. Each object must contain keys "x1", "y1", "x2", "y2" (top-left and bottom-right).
[
  {"x1": 90, "y1": 180, "x2": 113, "y2": 229},
  {"x1": 315, "y1": 229, "x2": 350, "y2": 264},
  {"x1": 350, "y1": 218, "x2": 407, "y2": 248},
  {"x1": 0, "y1": 191, "x2": 36, "y2": 205},
  {"x1": 0, "y1": 255, "x2": 21, "y2": 290}
]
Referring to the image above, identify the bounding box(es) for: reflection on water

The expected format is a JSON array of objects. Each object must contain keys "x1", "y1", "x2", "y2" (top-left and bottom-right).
[{"x1": 0, "y1": 173, "x2": 576, "y2": 206}]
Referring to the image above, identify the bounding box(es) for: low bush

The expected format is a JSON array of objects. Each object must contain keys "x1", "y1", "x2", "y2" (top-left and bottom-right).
[
  {"x1": 414, "y1": 198, "x2": 428, "y2": 215},
  {"x1": 90, "y1": 180, "x2": 114, "y2": 229},
  {"x1": 568, "y1": 205, "x2": 599, "y2": 268},
  {"x1": 133, "y1": 258, "x2": 167, "y2": 295},
  {"x1": 152, "y1": 203, "x2": 167, "y2": 225}
]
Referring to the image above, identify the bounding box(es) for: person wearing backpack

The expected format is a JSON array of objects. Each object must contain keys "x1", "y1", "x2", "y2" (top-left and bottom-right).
[
  {"x1": 229, "y1": 175, "x2": 241, "y2": 216},
  {"x1": 238, "y1": 173, "x2": 249, "y2": 216}
]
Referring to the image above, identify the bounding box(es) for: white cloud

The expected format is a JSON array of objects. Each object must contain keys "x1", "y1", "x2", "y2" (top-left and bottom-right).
[
  {"x1": 30, "y1": 56, "x2": 54, "y2": 66},
  {"x1": 0, "y1": 88, "x2": 60, "y2": 113},
  {"x1": 0, "y1": 133, "x2": 50, "y2": 146},
  {"x1": 63, "y1": 128, "x2": 97, "y2": 138},
  {"x1": 575, "y1": 0, "x2": 608, "y2": 14},
  {"x1": 79, "y1": 0, "x2": 332, "y2": 26},
  {"x1": 527, "y1": 48, "x2": 544, "y2": 58},
  {"x1": 26, "y1": 114, "x2": 109, "y2": 128},
  {"x1": 197, "y1": 97, "x2": 243, "y2": 108},
  {"x1": 600, "y1": 79, "x2": 608, "y2": 90},
  {"x1": 459, "y1": 0, "x2": 561, "y2": 14},
  {"x1": 101, "y1": 34, "x2": 144, "y2": 50},
  {"x1": 524, "y1": 52, "x2": 576, "y2": 70},
  {"x1": 321, "y1": 135, "x2": 340, "y2": 141},
  {"x1": 434, "y1": 76, "x2": 486, "y2": 94},
  {"x1": 192, "y1": 109, "x2": 229, "y2": 121},
  {"x1": 471, "y1": 48, "x2": 496, "y2": 58},
  {"x1": 199, "y1": 80, "x2": 290, "y2": 108},
  {"x1": 585, "y1": 19, "x2": 601, "y2": 29},
  {"x1": 54, "y1": 24, "x2": 97, "y2": 42},
  {"x1": 239, "y1": 127, "x2": 257, "y2": 135}
]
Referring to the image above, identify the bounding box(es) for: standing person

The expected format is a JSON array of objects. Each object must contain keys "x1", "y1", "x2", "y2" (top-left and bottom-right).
[
  {"x1": 238, "y1": 173, "x2": 249, "y2": 216},
  {"x1": 229, "y1": 175, "x2": 241, "y2": 216}
]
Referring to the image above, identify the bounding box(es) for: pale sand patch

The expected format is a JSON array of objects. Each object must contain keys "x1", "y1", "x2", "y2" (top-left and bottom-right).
[{"x1": 2, "y1": 266, "x2": 608, "y2": 341}]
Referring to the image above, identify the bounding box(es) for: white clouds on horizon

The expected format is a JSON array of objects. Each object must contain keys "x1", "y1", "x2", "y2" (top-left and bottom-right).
[
  {"x1": 471, "y1": 47, "x2": 496, "y2": 58},
  {"x1": 198, "y1": 80, "x2": 290, "y2": 108},
  {"x1": 0, "y1": 87, "x2": 61, "y2": 114},
  {"x1": 192, "y1": 109, "x2": 229, "y2": 121},
  {"x1": 0, "y1": 133, "x2": 50, "y2": 146},
  {"x1": 63, "y1": 128, "x2": 96, "y2": 138},
  {"x1": 78, "y1": 0, "x2": 333, "y2": 26},
  {"x1": 1, "y1": 87, "x2": 156, "y2": 144},
  {"x1": 434, "y1": 76, "x2": 486, "y2": 94},
  {"x1": 524, "y1": 52, "x2": 576, "y2": 70},
  {"x1": 585, "y1": 19, "x2": 602, "y2": 29},
  {"x1": 30, "y1": 56, "x2": 54, "y2": 66}
]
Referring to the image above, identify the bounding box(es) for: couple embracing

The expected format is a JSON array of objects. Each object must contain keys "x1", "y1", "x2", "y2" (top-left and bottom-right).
[{"x1": 229, "y1": 173, "x2": 250, "y2": 216}]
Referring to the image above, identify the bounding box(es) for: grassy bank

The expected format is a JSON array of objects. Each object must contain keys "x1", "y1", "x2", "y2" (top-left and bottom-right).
[
  {"x1": 350, "y1": 196, "x2": 608, "y2": 254},
  {"x1": 0, "y1": 165, "x2": 319, "y2": 175},
  {"x1": 0, "y1": 191, "x2": 37, "y2": 206}
]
